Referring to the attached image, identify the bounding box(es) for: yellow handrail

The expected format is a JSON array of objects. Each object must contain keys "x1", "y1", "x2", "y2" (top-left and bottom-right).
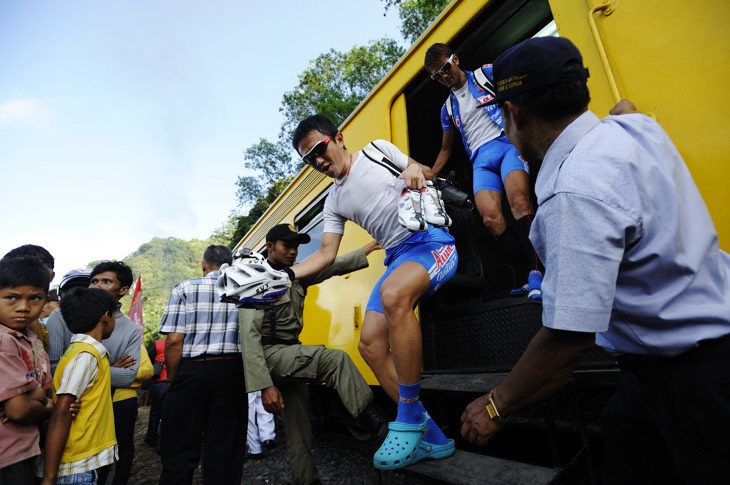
[{"x1": 588, "y1": 1, "x2": 621, "y2": 103}]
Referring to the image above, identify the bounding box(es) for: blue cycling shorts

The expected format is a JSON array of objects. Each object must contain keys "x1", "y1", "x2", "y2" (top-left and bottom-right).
[
  {"x1": 366, "y1": 226, "x2": 458, "y2": 314},
  {"x1": 472, "y1": 134, "x2": 529, "y2": 194}
]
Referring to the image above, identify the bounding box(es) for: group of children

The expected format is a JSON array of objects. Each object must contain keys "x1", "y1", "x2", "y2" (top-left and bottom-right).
[{"x1": 0, "y1": 251, "x2": 119, "y2": 485}]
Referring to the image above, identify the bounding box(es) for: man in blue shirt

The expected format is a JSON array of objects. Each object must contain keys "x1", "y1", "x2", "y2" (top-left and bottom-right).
[
  {"x1": 425, "y1": 43, "x2": 543, "y2": 298},
  {"x1": 459, "y1": 37, "x2": 730, "y2": 484}
]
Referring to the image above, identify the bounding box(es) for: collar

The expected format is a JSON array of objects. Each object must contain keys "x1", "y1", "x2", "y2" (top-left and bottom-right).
[
  {"x1": 535, "y1": 111, "x2": 601, "y2": 202},
  {"x1": 0, "y1": 322, "x2": 30, "y2": 341},
  {"x1": 70, "y1": 333, "x2": 109, "y2": 358}
]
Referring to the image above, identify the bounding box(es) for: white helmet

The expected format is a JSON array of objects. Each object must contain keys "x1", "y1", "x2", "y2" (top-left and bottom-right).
[{"x1": 215, "y1": 250, "x2": 291, "y2": 308}]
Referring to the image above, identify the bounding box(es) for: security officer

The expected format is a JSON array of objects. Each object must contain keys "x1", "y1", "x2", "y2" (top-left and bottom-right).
[{"x1": 239, "y1": 224, "x2": 387, "y2": 485}]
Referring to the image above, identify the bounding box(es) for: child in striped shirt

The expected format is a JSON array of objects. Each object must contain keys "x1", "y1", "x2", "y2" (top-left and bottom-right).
[{"x1": 42, "y1": 288, "x2": 118, "y2": 485}]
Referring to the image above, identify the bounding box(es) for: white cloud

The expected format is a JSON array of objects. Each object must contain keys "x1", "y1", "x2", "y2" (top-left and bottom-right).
[{"x1": 0, "y1": 99, "x2": 49, "y2": 125}]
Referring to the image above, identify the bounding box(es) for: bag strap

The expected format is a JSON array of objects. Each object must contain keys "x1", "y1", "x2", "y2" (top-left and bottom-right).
[
  {"x1": 361, "y1": 143, "x2": 401, "y2": 177},
  {"x1": 445, "y1": 97, "x2": 455, "y2": 128},
  {"x1": 473, "y1": 67, "x2": 496, "y2": 97}
]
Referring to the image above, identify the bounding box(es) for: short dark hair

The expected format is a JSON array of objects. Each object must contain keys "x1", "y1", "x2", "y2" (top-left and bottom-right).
[
  {"x1": 424, "y1": 43, "x2": 453, "y2": 70},
  {"x1": 91, "y1": 261, "x2": 134, "y2": 289},
  {"x1": 500, "y1": 61, "x2": 590, "y2": 122},
  {"x1": 0, "y1": 258, "x2": 51, "y2": 292},
  {"x1": 291, "y1": 115, "x2": 339, "y2": 153},
  {"x1": 3, "y1": 244, "x2": 55, "y2": 270},
  {"x1": 60, "y1": 287, "x2": 117, "y2": 334},
  {"x1": 203, "y1": 245, "x2": 232, "y2": 268}
]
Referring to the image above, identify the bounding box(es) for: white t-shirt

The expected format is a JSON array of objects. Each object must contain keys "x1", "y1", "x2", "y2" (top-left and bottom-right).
[
  {"x1": 453, "y1": 81, "x2": 501, "y2": 154},
  {"x1": 323, "y1": 139, "x2": 412, "y2": 250}
]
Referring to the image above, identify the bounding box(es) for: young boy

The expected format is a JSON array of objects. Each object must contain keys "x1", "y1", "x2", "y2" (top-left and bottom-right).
[
  {"x1": 42, "y1": 288, "x2": 118, "y2": 485},
  {"x1": 0, "y1": 257, "x2": 53, "y2": 485}
]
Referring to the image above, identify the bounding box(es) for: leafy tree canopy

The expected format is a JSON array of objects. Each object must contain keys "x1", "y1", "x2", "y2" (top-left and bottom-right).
[
  {"x1": 381, "y1": 0, "x2": 451, "y2": 45},
  {"x1": 280, "y1": 38, "x2": 405, "y2": 136}
]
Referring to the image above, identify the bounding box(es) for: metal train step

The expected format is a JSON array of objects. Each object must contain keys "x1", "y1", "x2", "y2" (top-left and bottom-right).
[{"x1": 405, "y1": 449, "x2": 560, "y2": 485}]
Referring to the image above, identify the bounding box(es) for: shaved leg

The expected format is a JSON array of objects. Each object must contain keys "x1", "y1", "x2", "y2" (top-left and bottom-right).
[
  {"x1": 379, "y1": 261, "x2": 431, "y2": 386},
  {"x1": 474, "y1": 189, "x2": 507, "y2": 236},
  {"x1": 503, "y1": 169, "x2": 534, "y2": 220},
  {"x1": 359, "y1": 310, "x2": 399, "y2": 402}
]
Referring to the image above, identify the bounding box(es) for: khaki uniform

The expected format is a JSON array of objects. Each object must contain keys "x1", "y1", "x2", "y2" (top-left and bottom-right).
[{"x1": 239, "y1": 249, "x2": 374, "y2": 485}]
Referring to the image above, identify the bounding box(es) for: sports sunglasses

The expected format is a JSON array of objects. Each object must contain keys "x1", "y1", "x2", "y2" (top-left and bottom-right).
[
  {"x1": 430, "y1": 54, "x2": 455, "y2": 81},
  {"x1": 301, "y1": 135, "x2": 334, "y2": 166}
]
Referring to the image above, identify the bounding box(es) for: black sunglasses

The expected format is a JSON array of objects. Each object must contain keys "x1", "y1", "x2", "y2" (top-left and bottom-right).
[
  {"x1": 430, "y1": 54, "x2": 455, "y2": 81},
  {"x1": 301, "y1": 135, "x2": 334, "y2": 166}
]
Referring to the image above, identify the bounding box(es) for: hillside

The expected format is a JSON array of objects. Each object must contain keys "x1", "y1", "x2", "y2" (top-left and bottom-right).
[{"x1": 98, "y1": 236, "x2": 227, "y2": 345}]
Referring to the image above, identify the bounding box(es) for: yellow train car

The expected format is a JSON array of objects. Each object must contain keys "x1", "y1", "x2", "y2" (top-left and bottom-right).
[{"x1": 236, "y1": 0, "x2": 730, "y2": 480}]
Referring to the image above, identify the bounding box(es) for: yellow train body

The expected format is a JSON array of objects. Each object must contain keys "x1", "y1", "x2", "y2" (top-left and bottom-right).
[{"x1": 236, "y1": 0, "x2": 730, "y2": 385}]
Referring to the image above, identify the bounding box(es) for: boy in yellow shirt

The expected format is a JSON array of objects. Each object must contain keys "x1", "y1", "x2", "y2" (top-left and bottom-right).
[{"x1": 42, "y1": 288, "x2": 118, "y2": 485}]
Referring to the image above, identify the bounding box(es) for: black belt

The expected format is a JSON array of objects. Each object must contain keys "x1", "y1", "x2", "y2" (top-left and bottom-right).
[
  {"x1": 261, "y1": 336, "x2": 299, "y2": 346},
  {"x1": 184, "y1": 353, "x2": 242, "y2": 362},
  {"x1": 617, "y1": 333, "x2": 730, "y2": 381}
]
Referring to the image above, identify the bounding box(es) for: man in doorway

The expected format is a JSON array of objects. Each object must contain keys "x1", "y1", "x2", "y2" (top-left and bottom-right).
[{"x1": 425, "y1": 43, "x2": 543, "y2": 298}]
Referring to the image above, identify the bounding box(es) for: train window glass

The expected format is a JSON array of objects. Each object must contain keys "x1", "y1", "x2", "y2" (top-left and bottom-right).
[
  {"x1": 296, "y1": 220, "x2": 323, "y2": 263},
  {"x1": 294, "y1": 187, "x2": 331, "y2": 263}
]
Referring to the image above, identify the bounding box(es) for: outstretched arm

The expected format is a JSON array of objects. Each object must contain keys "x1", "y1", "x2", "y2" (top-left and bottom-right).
[{"x1": 289, "y1": 232, "x2": 343, "y2": 280}]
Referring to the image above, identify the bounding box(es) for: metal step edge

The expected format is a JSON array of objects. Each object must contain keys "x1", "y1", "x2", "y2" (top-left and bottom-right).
[{"x1": 404, "y1": 449, "x2": 560, "y2": 485}]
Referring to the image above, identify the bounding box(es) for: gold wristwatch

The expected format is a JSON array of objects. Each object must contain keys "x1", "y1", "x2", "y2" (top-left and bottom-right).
[{"x1": 485, "y1": 388, "x2": 507, "y2": 425}]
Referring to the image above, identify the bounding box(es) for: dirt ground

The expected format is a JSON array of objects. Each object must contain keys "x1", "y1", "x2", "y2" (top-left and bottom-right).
[
  {"x1": 128, "y1": 404, "x2": 429, "y2": 485},
  {"x1": 129, "y1": 405, "x2": 165, "y2": 485}
]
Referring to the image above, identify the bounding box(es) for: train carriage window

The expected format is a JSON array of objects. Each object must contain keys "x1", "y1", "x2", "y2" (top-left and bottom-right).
[{"x1": 294, "y1": 188, "x2": 330, "y2": 262}]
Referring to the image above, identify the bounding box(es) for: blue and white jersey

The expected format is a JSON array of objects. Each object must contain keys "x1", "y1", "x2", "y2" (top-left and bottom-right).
[{"x1": 440, "y1": 65, "x2": 503, "y2": 160}]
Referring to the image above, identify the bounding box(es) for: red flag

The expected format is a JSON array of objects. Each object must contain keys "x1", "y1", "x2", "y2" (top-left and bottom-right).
[{"x1": 129, "y1": 275, "x2": 143, "y2": 334}]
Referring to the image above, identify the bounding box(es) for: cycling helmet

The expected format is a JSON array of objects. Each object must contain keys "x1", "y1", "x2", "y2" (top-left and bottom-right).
[{"x1": 215, "y1": 250, "x2": 291, "y2": 308}]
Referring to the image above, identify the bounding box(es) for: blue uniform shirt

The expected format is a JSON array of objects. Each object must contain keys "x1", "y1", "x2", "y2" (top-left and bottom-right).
[{"x1": 532, "y1": 111, "x2": 730, "y2": 356}]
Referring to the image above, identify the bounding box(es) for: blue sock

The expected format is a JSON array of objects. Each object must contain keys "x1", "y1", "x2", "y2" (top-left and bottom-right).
[
  {"x1": 396, "y1": 382, "x2": 422, "y2": 424},
  {"x1": 418, "y1": 401, "x2": 448, "y2": 445}
]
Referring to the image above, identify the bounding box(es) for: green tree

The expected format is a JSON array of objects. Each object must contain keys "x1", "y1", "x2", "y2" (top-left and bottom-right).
[
  {"x1": 230, "y1": 178, "x2": 292, "y2": 246},
  {"x1": 236, "y1": 138, "x2": 301, "y2": 207},
  {"x1": 381, "y1": 0, "x2": 451, "y2": 45},
  {"x1": 280, "y1": 38, "x2": 404, "y2": 136}
]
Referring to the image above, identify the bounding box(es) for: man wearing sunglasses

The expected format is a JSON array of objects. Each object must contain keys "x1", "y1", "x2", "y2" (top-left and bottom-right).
[
  {"x1": 291, "y1": 115, "x2": 459, "y2": 470},
  {"x1": 425, "y1": 43, "x2": 543, "y2": 300}
]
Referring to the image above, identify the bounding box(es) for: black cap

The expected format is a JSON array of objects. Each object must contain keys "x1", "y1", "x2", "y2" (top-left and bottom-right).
[
  {"x1": 266, "y1": 224, "x2": 311, "y2": 244},
  {"x1": 481, "y1": 37, "x2": 589, "y2": 106}
]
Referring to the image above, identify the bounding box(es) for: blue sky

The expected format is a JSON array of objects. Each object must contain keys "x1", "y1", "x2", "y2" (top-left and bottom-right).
[{"x1": 0, "y1": 0, "x2": 403, "y2": 285}]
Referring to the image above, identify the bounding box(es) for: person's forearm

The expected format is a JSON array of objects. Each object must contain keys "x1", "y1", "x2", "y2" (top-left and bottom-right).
[
  {"x1": 494, "y1": 327, "x2": 595, "y2": 415},
  {"x1": 43, "y1": 400, "x2": 74, "y2": 483},
  {"x1": 165, "y1": 341, "x2": 183, "y2": 383},
  {"x1": 291, "y1": 249, "x2": 336, "y2": 280},
  {"x1": 432, "y1": 149, "x2": 451, "y2": 176},
  {"x1": 4, "y1": 393, "x2": 52, "y2": 424}
]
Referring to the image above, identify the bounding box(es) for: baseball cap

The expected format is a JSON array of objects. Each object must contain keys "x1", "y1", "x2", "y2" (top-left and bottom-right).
[
  {"x1": 266, "y1": 224, "x2": 311, "y2": 244},
  {"x1": 59, "y1": 268, "x2": 92, "y2": 291},
  {"x1": 481, "y1": 36, "x2": 589, "y2": 106}
]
